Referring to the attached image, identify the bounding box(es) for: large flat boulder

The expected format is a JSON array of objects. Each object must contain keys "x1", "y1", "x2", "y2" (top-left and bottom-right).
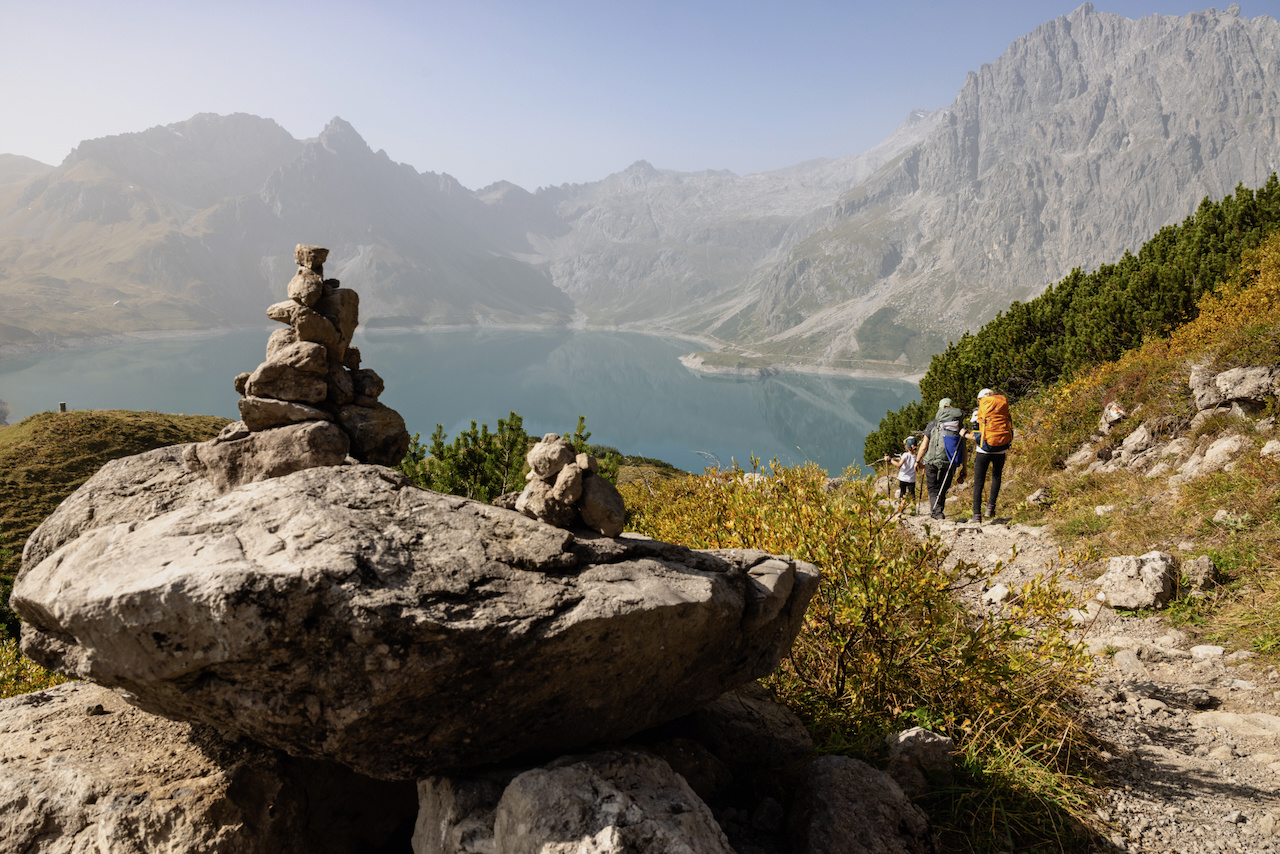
[
  {"x1": 0, "y1": 682, "x2": 415, "y2": 854},
  {"x1": 11, "y1": 450, "x2": 820, "y2": 781}
]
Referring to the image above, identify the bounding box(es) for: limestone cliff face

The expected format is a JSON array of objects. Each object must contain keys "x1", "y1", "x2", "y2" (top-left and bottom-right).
[{"x1": 728, "y1": 4, "x2": 1280, "y2": 364}]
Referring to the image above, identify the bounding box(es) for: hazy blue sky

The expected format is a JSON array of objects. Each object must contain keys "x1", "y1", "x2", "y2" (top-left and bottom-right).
[{"x1": 3, "y1": 1, "x2": 1275, "y2": 190}]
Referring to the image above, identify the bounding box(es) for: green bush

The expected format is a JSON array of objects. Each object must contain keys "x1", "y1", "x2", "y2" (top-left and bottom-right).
[
  {"x1": 398, "y1": 412, "x2": 621, "y2": 501},
  {"x1": 620, "y1": 463, "x2": 1099, "y2": 851},
  {"x1": 399, "y1": 412, "x2": 531, "y2": 502}
]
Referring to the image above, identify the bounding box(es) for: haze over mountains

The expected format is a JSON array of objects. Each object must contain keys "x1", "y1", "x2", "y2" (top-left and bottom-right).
[{"x1": 2, "y1": 3, "x2": 1279, "y2": 369}]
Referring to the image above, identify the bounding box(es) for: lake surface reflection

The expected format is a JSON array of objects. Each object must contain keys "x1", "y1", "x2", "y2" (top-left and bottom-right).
[{"x1": 1, "y1": 328, "x2": 919, "y2": 475}]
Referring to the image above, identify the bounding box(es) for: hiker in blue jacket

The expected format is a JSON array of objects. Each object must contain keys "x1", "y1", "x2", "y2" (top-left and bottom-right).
[{"x1": 919, "y1": 398, "x2": 967, "y2": 521}]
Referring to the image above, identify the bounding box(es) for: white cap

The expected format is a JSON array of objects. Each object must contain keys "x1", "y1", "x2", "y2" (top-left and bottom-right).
[{"x1": 978, "y1": 388, "x2": 993, "y2": 399}]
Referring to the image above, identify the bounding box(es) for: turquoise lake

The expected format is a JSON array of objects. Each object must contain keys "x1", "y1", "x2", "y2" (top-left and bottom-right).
[{"x1": 0, "y1": 328, "x2": 919, "y2": 475}]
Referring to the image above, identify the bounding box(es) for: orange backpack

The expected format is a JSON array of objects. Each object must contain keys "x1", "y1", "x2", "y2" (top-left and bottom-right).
[{"x1": 976, "y1": 394, "x2": 1013, "y2": 452}]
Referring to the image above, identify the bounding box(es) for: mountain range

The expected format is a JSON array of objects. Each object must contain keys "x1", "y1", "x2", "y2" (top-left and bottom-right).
[{"x1": 3, "y1": 3, "x2": 1279, "y2": 370}]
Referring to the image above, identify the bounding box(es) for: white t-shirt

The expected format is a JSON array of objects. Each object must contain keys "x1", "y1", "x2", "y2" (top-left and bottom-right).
[{"x1": 897, "y1": 451, "x2": 917, "y2": 483}]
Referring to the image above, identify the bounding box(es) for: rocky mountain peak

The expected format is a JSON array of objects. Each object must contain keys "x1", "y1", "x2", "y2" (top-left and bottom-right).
[{"x1": 317, "y1": 117, "x2": 371, "y2": 157}]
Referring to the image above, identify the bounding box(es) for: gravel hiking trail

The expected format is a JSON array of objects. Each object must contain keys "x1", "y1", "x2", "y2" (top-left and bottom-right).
[{"x1": 899, "y1": 509, "x2": 1280, "y2": 854}]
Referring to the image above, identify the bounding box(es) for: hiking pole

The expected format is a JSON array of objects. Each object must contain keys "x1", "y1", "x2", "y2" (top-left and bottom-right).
[{"x1": 931, "y1": 446, "x2": 960, "y2": 516}]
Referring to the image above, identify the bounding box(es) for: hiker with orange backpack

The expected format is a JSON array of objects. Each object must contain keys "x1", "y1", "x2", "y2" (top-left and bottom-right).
[{"x1": 970, "y1": 387, "x2": 1013, "y2": 522}]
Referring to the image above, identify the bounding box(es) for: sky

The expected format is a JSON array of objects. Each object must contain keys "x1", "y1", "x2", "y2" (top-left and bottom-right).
[{"x1": 3, "y1": 1, "x2": 1277, "y2": 191}]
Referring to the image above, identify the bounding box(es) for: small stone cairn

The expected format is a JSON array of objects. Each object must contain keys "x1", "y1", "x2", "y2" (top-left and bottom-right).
[
  {"x1": 509, "y1": 433, "x2": 627, "y2": 536},
  {"x1": 185, "y1": 244, "x2": 409, "y2": 491}
]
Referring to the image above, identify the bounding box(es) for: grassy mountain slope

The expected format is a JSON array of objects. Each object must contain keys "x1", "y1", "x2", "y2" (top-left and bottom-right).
[{"x1": 995, "y1": 231, "x2": 1280, "y2": 656}]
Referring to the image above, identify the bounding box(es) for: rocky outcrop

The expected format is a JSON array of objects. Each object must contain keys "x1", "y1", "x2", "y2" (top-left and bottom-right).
[
  {"x1": 11, "y1": 449, "x2": 820, "y2": 781},
  {"x1": 183, "y1": 244, "x2": 408, "y2": 491},
  {"x1": 0, "y1": 682, "x2": 416, "y2": 854}
]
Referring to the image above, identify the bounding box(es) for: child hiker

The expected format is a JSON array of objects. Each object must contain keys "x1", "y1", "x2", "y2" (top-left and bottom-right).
[{"x1": 884, "y1": 435, "x2": 919, "y2": 513}]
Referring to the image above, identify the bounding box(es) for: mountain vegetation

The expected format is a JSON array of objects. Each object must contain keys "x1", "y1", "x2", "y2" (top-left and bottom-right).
[
  {"x1": 864, "y1": 175, "x2": 1280, "y2": 462},
  {"x1": 3, "y1": 7, "x2": 1278, "y2": 373}
]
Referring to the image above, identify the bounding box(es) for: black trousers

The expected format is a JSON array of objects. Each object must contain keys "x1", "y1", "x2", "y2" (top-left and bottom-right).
[
  {"x1": 972, "y1": 452, "x2": 1006, "y2": 517},
  {"x1": 924, "y1": 462, "x2": 956, "y2": 517}
]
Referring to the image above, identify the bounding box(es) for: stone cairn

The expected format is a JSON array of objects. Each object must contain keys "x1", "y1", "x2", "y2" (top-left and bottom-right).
[
  {"x1": 507, "y1": 433, "x2": 627, "y2": 536},
  {"x1": 184, "y1": 244, "x2": 409, "y2": 491}
]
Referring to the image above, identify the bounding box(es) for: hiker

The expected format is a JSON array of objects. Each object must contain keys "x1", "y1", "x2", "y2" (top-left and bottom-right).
[
  {"x1": 919, "y1": 398, "x2": 966, "y2": 520},
  {"x1": 970, "y1": 387, "x2": 1013, "y2": 522},
  {"x1": 883, "y1": 436, "x2": 919, "y2": 510}
]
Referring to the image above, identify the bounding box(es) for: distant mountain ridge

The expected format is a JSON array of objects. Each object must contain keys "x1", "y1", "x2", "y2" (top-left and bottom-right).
[{"x1": 2, "y1": 4, "x2": 1279, "y2": 368}]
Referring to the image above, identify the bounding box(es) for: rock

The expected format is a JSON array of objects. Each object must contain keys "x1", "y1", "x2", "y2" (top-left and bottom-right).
[
  {"x1": 265, "y1": 300, "x2": 341, "y2": 351},
  {"x1": 690, "y1": 683, "x2": 815, "y2": 770},
  {"x1": 885, "y1": 727, "x2": 955, "y2": 797},
  {"x1": 981, "y1": 584, "x2": 1012, "y2": 605},
  {"x1": 20, "y1": 445, "x2": 219, "y2": 571},
  {"x1": 1189, "y1": 363, "x2": 1223, "y2": 410},
  {"x1": 233, "y1": 370, "x2": 250, "y2": 394},
  {"x1": 1160, "y1": 437, "x2": 1193, "y2": 459},
  {"x1": 550, "y1": 460, "x2": 584, "y2": 504},
  {"x1": 1098, "y1": 401, "x2": 1127, "y2": 434},
  {"x1": 1213, "y1": 365, "x2": 1276, "y2": 403},
  {"x1": 12, "y1": 461, "x2": 820, "y2": 780},
  {"x1": 1063, "y1": 445, "x2": 1096, "y2": 471},
  {"x1": 1112, "y1": 648, "x2": 1150, "y2": 679},
  {"x1": 1183, "y1": 554, "x2": 1220, "y2": 591},
  {"x1": 1097, "y1": 551, "x2": 1177, "y2": 609},
  {"x1": 1121, "y1": 423, "x2": 1155, "y2": 455},
  {"x1": 1026, "y1": 487, "x2": 1050, "y2": 505},
  {"x1": 295, "y1": 243, "x2": 330, "y2": 270},
  {"x1": 287, "y1": 267, "x2": 326, "y2": 307},
  {"x1": 1262, "y1": 439, "x2": 1280, "y2": 460},
  {"x1": 645, "y1": 738, "x2": 735, "y2": 803},
  {"x1": 342, "y1": 346, "x2": 362, "y2": 371},
  {"x1": 413, "y1": 750, "x2": 736, "y2": 854},
  {"x1": 238, "y1": 395, "x2": 333, "y2": 431},
  {"x1": 244, "y1": 361, "x2": 329, "y2": 404},
  {"x1": 789, "y1": 755, "x2": 938, "y2": 854},
  {"x1": 527, "y1": 433, "x2": 576, "y2": 478},
  {"x1": 351, "y1": 367, "x2": 385, "y2": 400},
  {"x1": 317, "y1": 288, "x2": 360, "y2": 357},
  {"x1": 1145, "y1": 461, "x2": 1175, "y2": 479},
  {"x1": 1192, "y1": 711, "x2": 1280, "y2": 739},
  {"x1": 268, "y1": 340, "x2": 330, "y2": 374},
  {"x1": 216, "y1": 419, "x2": 251, "y2": 442},
  {"x1": 326, "y1": 364, "x2": 355, "y2": 406},
  {"x1": 183, "y1": 421, "x2": 351, "y2": 492},
  {"x1": 515, "y1": 475, "x2": 577, "y2": 527},
  {"x1": 412, "y1": 773, "x2": 511, "y2": 854},
  {"x1": 0, "y1": 682, "x2": 415, "y2": 854},
  {"x1": 488, "y1": 750, "x2": 736, "y2": 854},
  {"x1": 579, "y1": 473, "x2": 626, "y2": 537},
  {"x1": 266, "y1": 326, "x2": 299, "y2": 361},
  {"x1": 1191, "y1": 645, "x2": 1226, "y2": 657},
  {"x1": 1179, "y1": 434, "x2": 1250, "y2": 480},
  {"x1": 1213, "y1": 508, "x2": 1243, "y2": 526},
  {"x1": 336, "y1": 402, "x2": 410, "y2": 466}
]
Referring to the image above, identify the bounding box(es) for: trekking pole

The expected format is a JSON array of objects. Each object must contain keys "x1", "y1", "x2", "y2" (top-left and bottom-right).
[{"x1": 931, "y1": 446, "x2": 960, "y2": 515}]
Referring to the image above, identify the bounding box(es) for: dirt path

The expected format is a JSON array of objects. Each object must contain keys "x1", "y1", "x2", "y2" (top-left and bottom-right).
[{"x1": 898, "y1": 509, "x2": 1280, "y2": 854}]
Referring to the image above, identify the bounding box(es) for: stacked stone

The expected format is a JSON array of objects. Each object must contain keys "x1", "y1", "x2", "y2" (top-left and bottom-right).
[
  {"x1": 513, "y1": 433, "x2": 627, "y2": 536},
  {"x1": 184, "y1": 244, "x2": 409, "y2": 491}
]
